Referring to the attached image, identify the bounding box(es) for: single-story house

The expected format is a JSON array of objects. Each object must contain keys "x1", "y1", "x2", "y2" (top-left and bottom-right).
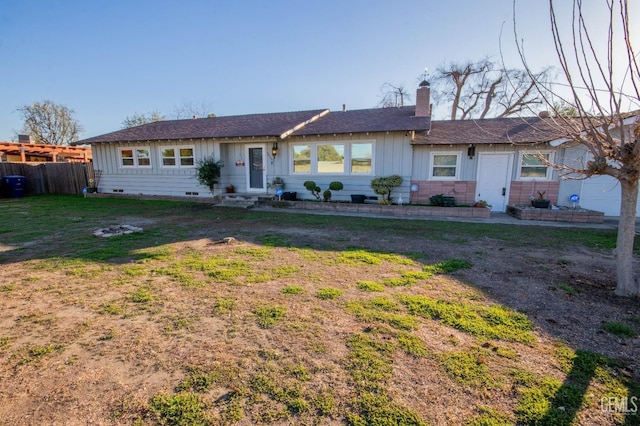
[{"x1": 75, "y1": 82, "x2": 638, "y2": 216}]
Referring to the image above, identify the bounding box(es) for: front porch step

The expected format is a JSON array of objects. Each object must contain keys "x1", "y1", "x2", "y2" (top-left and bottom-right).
[{"x1": 217, "y1": 193, "x2": 266, "y2": 208}]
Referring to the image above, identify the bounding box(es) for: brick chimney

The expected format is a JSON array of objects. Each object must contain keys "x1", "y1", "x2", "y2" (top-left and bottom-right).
[
  {"x1": 18, "y1": 134, "x2": 33, "y2": 143},
  {"x1": 415, "y1": 80, "x2": 431, "y2": 117}
]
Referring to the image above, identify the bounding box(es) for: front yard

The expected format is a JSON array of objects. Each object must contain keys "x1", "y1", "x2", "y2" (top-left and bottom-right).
[{"x1": 0, "y1": 195, "x2": 638, "y2": 425}]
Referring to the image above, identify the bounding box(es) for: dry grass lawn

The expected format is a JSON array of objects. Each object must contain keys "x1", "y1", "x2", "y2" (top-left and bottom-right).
[{"x1": 0, "y1": 195, "x2": 639, "y2": 425}]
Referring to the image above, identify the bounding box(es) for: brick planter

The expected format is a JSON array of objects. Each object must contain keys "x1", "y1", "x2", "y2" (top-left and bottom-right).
[
  {"x1": 506, "y1": 204, "x2": 604, "y2": 223},
  {"x1": 260, "y1": 200, "x2": 491, "y2": 219}
]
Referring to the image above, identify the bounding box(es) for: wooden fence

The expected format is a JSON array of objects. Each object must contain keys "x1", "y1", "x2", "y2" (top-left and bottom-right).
[{"x1": 0, "y1": 162, "x2": 94, "y2": 195}]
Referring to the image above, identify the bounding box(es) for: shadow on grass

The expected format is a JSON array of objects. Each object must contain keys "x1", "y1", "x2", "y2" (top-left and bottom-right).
[{"x1": 2, "y1": 195, "x2": 640, "y2": 424}]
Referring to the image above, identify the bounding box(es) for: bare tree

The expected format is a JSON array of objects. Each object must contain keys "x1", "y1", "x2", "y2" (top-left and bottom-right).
[
  {"x1": 431, "y1": 58, "x2": 552, "y2": 120},
  {"x1": 171, "y1": 100, "x2": 216, "y2": 119},
  {"x1": 515, "y1": 0, "x2": 640, "y2": 296},
  {"x1": 379, "y1": 83, "x2": 412, "y2": 108},
  {"x1": 121, "y1": 111, "x2": 165, "y2": 129},
  {"x1": 17, "y1": 100, "x2": 82, "y2": 145}
]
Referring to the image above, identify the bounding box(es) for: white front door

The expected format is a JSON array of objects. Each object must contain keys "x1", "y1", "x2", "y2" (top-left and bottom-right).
[
  {"x1": 476, "y1": 153, "x2": 513, "y2": 212},
  {"x1": 246, "y1": 145, "x2": 267, "y2": 192}
]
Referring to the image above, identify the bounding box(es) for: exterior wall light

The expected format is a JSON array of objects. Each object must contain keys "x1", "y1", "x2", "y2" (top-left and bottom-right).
[
  {"x1": 467, "y1": 145, "x2": 476, "y2": 159},
  {"x1": 272, "y1": 142, "x2": 278, "y2": 157}
]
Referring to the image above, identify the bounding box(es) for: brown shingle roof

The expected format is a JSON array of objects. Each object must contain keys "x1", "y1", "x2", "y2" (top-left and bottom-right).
[
  {"x1": 413, "y1": 116, "x2": 569, "y2": 145},
  {"x1": 76, "y1": 110, "x2": 330, "y2": 144},
  {"x1": 76, "y1": 106, "x2": 431, "y2": 144},
  {"x1": 291, "y1": 106, "x2": 431, "y2": 135}
]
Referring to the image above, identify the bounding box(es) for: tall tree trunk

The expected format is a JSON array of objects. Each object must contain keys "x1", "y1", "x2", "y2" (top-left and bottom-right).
[{"x1": 614, "y1": 179, "x2": 639, "y2": 296}]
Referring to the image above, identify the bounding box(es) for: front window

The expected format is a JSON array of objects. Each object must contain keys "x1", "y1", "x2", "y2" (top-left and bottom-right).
[
  {"x1": 120, "y1": 147, "x2": 151, "y2": 168},
  {"x1": 431, "y1": 153, "x2": 459, "y2": 179},
  {"x1": 351, "y1": 143, "x2": 372, "y2": 174},
  {"x1": 318, "y1": 144, "x2": 344, "y2": 173},
  {"x1": 161, "y1": 146, "x2": 195, "y2": 168},
  {"x1": 291, "y1": 141, "x2": 374, "y2": 175},
  {"x1": 293, "y1": 145, "x2": 311, "y2": 173},
  {"x1": 520, "y1": 152, "x2": 552, "y2": 179}
]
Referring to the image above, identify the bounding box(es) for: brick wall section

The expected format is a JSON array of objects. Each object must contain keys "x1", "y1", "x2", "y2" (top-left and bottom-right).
[
  {"x1": 509, "y1": 181, "x2": 559, "y2": 205},
  {"x1": 263, "y1": 200, "x2": 491, "y2": 218},
  {"x1": 506, "y1": 205, "x2": 604, "y2": 223},
  {"x1": 409, "y1": 180, "x2": 477, "y2": 205}
]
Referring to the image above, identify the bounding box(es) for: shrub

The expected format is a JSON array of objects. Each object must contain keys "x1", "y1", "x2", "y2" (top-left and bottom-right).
[
  {"x1": 303, "y1": 181, "x2": 322, "y2": 200},
  {"x1": 370, "y1": 175, "x2": 403, "y2": 203},
  {"x1": 429, "y1": 194, "x2": 456, "y2": 207},
  {"x1": 322, "y1": 181, "x2": 343, "y2": 201},
  {"x1": 194, "y1": 156, "x2": 223, "y2": 192}
]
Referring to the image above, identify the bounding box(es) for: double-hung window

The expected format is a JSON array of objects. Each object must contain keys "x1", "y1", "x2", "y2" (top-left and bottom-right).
[
  {"x1": 519, "y1": 152, "x2": 552, "y2": 179},
  {"x1": 161, "y1": 147, "x2": 195, "y2": 168},
  {"x1": 120, "y1": 147, "x2": 151, "y2": 167},
  {"x1": 430, "y1": 153, "x2": 460, "y2": 179}
]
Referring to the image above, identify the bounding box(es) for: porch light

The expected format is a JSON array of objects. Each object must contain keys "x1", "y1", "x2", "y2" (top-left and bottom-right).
[
  {"x1": 467, "y1": 145, "x2": 475, "y2": 159},
  {"x1": 272, "y1": 142, "x2": 278, "y2": 157}
]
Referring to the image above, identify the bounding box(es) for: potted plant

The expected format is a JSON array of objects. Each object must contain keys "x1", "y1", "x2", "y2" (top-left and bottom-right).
[
  {"x1": 531, "y1": 191, "x2": 551, "y2": 209},
  {"x1": 195, "y1": 156, "x2": 223, "y2": 194},
  {"x1": 269, "y1": 177, "x2": 285, "y2": 192},
  {"x1": 87, "y1": 178, "x2": 97, "y2": 193},
  {"x1": 473, "y1": 200, "x2": 492, "y2": 209}
]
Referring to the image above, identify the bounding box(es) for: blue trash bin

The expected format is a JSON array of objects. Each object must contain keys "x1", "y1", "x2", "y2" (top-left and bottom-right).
[{"x1": 2, "y1": 175, "x2": 27, "y2": 198}]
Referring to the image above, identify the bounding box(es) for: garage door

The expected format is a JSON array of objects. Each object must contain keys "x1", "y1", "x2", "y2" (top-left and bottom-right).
[{"x1": 579, "y1": 175, "x2": 640, "y2": 216}]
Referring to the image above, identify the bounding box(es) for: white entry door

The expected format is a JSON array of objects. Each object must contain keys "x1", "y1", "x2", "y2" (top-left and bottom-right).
[
  {"x1": 476, "y1": 153, "x2": 513, "y2": 212},
  {"x1": 246, "y1": 145, "x2": 267, "y2": 192}
]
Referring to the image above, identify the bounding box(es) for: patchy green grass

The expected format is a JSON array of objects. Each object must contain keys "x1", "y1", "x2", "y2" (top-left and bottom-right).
[
  {"x1": 398, "y1": 295, "x2": 535, "y2": 343},
  {"x1": 149, "y1": 392, "x2": 210, "y2": 426},
  {"x1": 558, "y1": 283, "x2": 578, "y2": 295},
  {"x1": 253, "y1": 305, "x2": 286, "y2": 328},
  {"x1": 1, "y1": 196, "x2": 639, "y2": 424},
  {"x1": 345, "y1": 332, "x2": 426, "y2": 425},
  {"x1": 281, "y1": 285, "x2": 305, "y2": 295},
  {"x1": 212, "y1": 297, "x2": 236, "y2": 315},
  {"x1": 439, "y1": 347, "x2": 496, "y2": 387},
  {"x1": 356, "y1": 281, "x2": 385, "y2": 292},
  {"x1": 602, "y1": 321, "x2": 638, "y2": 338},
  {"x1": 316, "y1": 287, "x2": 345, "y2": 300}
]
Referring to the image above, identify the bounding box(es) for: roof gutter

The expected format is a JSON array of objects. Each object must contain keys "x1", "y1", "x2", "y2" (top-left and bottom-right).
[{"x1": 549, "y1": 114, "x2": 639, "y2": 147}]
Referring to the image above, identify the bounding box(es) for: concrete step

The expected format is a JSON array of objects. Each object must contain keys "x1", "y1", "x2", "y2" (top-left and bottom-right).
[{"x1": 218, "y1": 193, "x2": 263, "y2": 208}]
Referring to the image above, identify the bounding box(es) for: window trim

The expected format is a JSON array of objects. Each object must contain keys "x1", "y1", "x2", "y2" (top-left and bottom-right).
[
  {"x1": 517, "y1": 151, "x2": 554, "y2": 180},
  {"x1": 159, "y1": 145, "x2": 195, "y2": 168},
  {"x1": 119, "y1": 147, "x2": 151, "y2": 168},
  {"x1": 290, "y1": 140, "x2": 374, "y2": 175},
  {"x1": 429, "y1": 152, "x2": 461, "y2": 180}
]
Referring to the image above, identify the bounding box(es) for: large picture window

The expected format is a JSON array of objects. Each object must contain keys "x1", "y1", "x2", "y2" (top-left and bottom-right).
[
  {"x1": 318, "y1": 144, "x2": 344, "y2": 173},
  {"x1": 291, "y1": 141, "x2": 373, "y2": 175},
  {"x1": 161, "y1": 146, "x2": 195, "y2": 168},
  {"x1": 430, "y1": 153, "x2": 459, "y2": 179},
  {"x1": 519, "y1": 152, "x2": 552, "y2": 179},
  {"x1": 120, "y1": 147, "x2": 151, "y2": 168}
]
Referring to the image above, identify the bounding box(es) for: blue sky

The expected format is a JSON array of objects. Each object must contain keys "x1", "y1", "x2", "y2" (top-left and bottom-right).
[{"x1": 0, "y1": 1, "x2": 628, "y2": 141}]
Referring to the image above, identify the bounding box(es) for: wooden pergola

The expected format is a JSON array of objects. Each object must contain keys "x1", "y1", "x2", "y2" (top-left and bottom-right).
[{"x1": 0, "y1": 142, "x2": 92, "y2": 163}]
